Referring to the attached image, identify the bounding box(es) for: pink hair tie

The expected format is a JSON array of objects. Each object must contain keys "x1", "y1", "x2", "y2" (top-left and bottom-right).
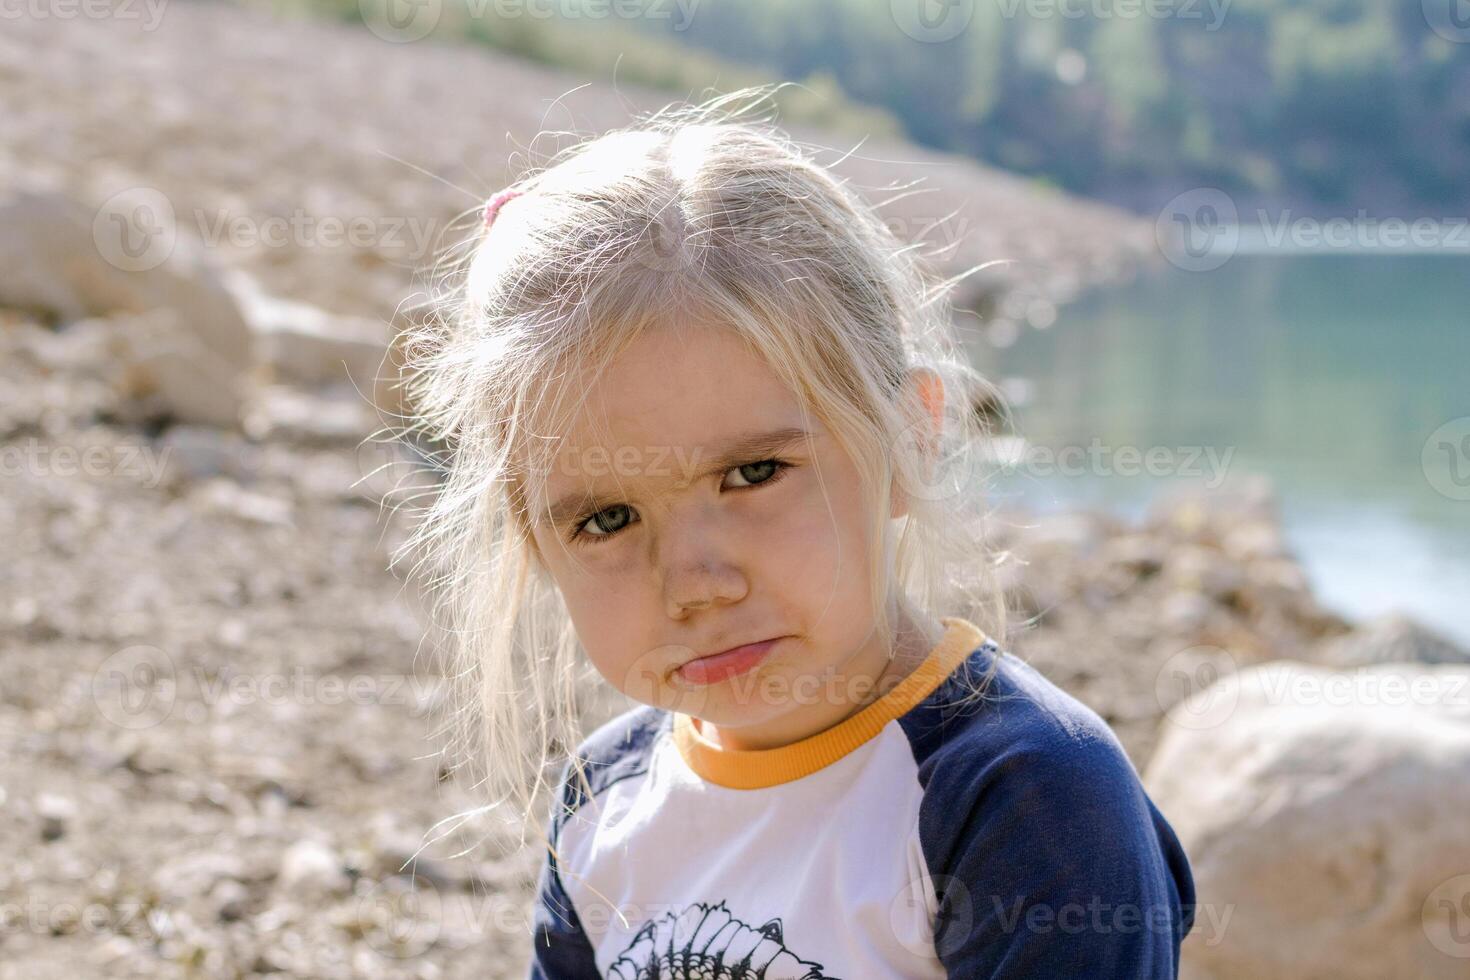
[{"x1": 482, "y1": 187, "x2": 522, "y2": 229}]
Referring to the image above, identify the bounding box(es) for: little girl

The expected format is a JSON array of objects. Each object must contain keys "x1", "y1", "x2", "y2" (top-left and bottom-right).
[{"x1": 397, "y1": 87, "x2": 1195, "y2": 979}]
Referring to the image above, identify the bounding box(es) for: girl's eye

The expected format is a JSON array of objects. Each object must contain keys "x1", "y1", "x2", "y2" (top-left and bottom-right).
[
  {"x1": 725, "y1": 459, "x2": 783, "y2": 488},
  {"x1": 578, "y1": 504, "x2": 634, "y2": 541},
  {"x1": 570, "y1": 459, "x2": 792, "y2": 546}
]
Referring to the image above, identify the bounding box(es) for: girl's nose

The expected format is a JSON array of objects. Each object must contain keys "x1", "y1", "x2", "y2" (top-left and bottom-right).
[
  {"x1": 663, "y1": 557, "x2": 748, "y2": 617},
  {"x1": 652, "y1": 502, "x2": 751, "y2": 615}
]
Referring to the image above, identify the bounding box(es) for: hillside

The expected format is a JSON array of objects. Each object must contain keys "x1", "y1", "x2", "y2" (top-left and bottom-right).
[{"x1": 3, "y1": 0, "x2": 1153, "y2": 330}]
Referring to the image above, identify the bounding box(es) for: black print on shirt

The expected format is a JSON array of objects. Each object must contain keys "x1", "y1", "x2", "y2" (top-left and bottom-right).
[{"x1": 606, "y1": 900, "x2": 836, "y2": 980}]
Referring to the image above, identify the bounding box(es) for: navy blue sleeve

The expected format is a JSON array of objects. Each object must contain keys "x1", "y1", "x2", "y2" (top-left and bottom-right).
[
  {"x1": 526, "y1": 761, "x2": 601, "y2": 980},
  {"x1": 919, "y1": 723, "x2": 1196, "y2": 978}
]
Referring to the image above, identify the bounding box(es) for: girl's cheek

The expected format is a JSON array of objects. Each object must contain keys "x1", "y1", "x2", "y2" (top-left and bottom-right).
[
  {"x1": 753, "y1": 487, "x2": 846, "y2": 574},
  {"x1": 563, "y1": 478, "x2": 841, "y2": 587},
  {"x1": 564, "y1": 547, "x2": 644, "y2": 598}
]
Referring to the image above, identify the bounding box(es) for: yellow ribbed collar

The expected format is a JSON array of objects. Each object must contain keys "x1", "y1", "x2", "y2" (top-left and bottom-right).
[{"x1": 671, "y1": 616, "x2": 988, "y2": 790}]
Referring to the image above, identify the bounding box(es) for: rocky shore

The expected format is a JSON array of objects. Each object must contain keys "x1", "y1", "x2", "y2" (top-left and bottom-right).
[{"x1": 11, "y1": 295, "x2": 1456, "y2": 978}]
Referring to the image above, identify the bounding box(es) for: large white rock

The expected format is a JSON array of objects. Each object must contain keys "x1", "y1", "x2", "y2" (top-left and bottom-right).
[
  {"x1": 0, "y1": 187, "x2": 252, "y2": 365},
  {"x1": 1144, "y1": 659, "x2": 1470, "y2": 980},
  {"x1": 221, "y1": 268, "x2": 390, "y2": 389},
  {"x1": 0, "y1": 187, "x2": 253, "y2": 426}
]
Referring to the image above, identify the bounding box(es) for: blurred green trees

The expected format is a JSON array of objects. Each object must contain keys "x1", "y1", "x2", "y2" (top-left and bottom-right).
[{"x1": 279, "y1": 0, "x2": 1470, "y2": 212}]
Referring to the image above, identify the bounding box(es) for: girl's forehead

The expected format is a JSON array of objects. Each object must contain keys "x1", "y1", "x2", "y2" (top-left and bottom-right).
[{"x1": 550, "y1": 328, "x2": 802, "y2": 440}]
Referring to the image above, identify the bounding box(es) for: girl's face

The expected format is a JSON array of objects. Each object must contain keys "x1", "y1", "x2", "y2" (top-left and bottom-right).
[{"x1": 527, "y1": 325, "x2": 910, "y2": 750}]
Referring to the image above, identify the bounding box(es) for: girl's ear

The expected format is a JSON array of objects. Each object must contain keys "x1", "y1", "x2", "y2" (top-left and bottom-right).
[{"x1": 890, "y1": 367, "x2": 946, "y2": 520}]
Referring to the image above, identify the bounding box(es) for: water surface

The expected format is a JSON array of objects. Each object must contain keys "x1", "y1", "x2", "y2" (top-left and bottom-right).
[{"x1": 975, "y1": 254, "x2": 1470, "y2": 645}]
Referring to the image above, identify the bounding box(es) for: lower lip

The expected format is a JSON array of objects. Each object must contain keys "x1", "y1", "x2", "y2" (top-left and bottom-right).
[{"x1": 676, "y1": 638, "x2": 782, "y2": 687}]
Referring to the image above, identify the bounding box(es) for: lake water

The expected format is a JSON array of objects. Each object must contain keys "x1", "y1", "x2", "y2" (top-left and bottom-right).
[{"x1": 974, "y1": 254, "x2": 1470, "y2": 646}]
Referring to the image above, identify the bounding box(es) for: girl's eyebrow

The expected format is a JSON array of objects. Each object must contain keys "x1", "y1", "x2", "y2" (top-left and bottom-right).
[{"x1": 542, "y1": 425, "x2": 816, "y2": 527}]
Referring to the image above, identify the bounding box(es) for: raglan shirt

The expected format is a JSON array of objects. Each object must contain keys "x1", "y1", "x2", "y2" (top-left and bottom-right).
[{"x1": 526, "y1": 617, "x2": 1197, "y2": 979}]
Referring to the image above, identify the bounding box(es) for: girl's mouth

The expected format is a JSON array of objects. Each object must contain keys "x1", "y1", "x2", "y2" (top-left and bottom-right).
[{"x1": 675, "y1": 637, "x2": 783, "y2": 686}]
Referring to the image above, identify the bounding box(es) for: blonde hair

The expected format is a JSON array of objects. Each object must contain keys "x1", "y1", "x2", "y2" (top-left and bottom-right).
[{"x1": 390, "y1": 84, "x2": 1009, "y2": 876}]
